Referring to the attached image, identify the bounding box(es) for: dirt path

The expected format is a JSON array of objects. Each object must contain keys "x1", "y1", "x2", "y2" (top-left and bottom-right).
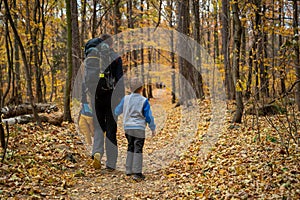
[
  {"x1": 67, "y1": 87, "x2": 212, "y2": 199},
  {"x1": 68, "y1": 88, "x2": 189, "y2": 199}
]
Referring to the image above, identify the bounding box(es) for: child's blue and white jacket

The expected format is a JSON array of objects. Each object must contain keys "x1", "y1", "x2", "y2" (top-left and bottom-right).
[{"x1": 114, "y1": 93, "x2": 156, "y2": 131}]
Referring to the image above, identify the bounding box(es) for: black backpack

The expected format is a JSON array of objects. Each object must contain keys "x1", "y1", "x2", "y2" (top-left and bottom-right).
[{"x1": 83, "y1": 38, "x2": 117, "y2": 94}]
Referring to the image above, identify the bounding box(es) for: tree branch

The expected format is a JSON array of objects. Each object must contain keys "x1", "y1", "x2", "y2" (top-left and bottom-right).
[
  {"x1": 155, "y1": 0, "x2": 163, "y2": 29},
  {"x1": 268, "y1": 79, "x2": 300, "y2": 105},
  {"x1": 1, "y1": 122, "x2": 9, "y2": 162}
]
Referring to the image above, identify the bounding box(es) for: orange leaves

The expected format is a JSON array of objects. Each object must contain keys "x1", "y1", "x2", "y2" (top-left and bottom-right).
[
  {"x1": 0, "y1": 122, "x2": 86, "y2": 198},
  {"x1": 1, "y1": 94, "x2": 300, "y2": 199}
]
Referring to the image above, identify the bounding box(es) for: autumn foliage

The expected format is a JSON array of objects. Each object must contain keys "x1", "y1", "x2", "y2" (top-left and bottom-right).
[{"x1": 0, "y1": 0, "x2": 299, "y2": 199}]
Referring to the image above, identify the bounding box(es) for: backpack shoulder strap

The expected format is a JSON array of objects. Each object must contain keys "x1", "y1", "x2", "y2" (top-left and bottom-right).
[
  {"x1": 84, "y1": 38, "x2": 103, "y2": 57},
  {"x1": 85, "y1": 47, "x2": 99, "y2": 56}
]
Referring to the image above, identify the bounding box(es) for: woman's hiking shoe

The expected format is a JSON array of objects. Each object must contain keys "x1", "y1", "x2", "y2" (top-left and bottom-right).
[
  {"x1": 92, "y1": 153, "x2": 101, "y2": 169},
  {"x1": 132, "y1": 173, "x2": 145, "y2": 181}
]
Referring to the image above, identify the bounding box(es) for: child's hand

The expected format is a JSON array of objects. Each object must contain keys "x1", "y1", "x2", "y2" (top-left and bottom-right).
[{"x1": 151, "y1": 130, "x2": 156, "y2": 137}]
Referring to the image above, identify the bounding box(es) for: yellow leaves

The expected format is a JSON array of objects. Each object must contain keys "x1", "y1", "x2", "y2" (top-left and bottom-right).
[
  {"x1": 235, "y1": 79, "x2": 246, "y2": 92},
  {"x1": 28, "y1": 167, "x2": 39, "y2": 176},
  {"x1": 166, "y1": 173, "x2": 177, "y2": 178},
  {"x1": 0, "y1": 122, "x2": 88, "y2": 198},
  {"x1": 219, "y1": 169, "x2": 226, "y2": 175}
]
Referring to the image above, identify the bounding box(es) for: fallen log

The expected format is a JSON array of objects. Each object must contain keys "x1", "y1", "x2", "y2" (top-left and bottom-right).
[
  {"x1": 245, "y1": 104, "x2": 287, "y2": 116},
  {"x1": 1, "y1": 103, "x2": 59, "y2": 119},
  {"x1": 2, "y1": 112, "x2": 63, "y2": 126}
]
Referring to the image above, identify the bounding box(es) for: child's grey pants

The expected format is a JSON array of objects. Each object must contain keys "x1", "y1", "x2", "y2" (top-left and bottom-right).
[{"x1": 125, "y1": 129, "x2": 145, "y2": 174}]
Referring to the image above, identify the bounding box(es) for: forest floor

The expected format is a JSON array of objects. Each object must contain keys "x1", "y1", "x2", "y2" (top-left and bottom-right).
[{"x1": 0, "y1": 89, "x2": 299, "y2": 199}]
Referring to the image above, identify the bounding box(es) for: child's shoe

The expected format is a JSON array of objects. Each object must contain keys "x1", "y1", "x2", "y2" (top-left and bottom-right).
[
  {"x1": 126, "y1": 169, "x2": 133, "y2": 176},
  {"x1": 132, "y1": 173, "x2": 145, "y2": 181},
  {"x1": 105, "y1": 166, "x2": 115, "y2": 172}
]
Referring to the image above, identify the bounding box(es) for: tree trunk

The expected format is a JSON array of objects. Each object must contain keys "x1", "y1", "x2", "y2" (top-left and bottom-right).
[
  {"x1": 206, "y1": 1, "x2": 211, "y2": 55},
  {"x1": 32, "y1": 0, "x2": 43, "y2": 103},
  {"x1": 2, "y1": 16, "x2": 12, "y2": 108},
  {"x1": 145, "y1": 1, "x2": 153, "y2": 99},
  {"x1": 254, "y1": 1, "x2": 262, "y2": 101},
  {"x1": 127, "y1": 0, "x2": 137, "y2": 73},
  {"x1": 293, "y1": 0, "x2": 300, "y2": 110},
  {"x1": 246, "y1": 45, "x2": 255, "y2": 100},
  {"x1": 213, "y1": 0, "x2": 219, "y2": 62},
  {"x1": 71, "y1": 0, "x2": 81, "y2": 88},
  {"x1": 177, "y1": 0, "x2": 191, "y2": 104},
  {"x1": 167, "y1": 0, "x2": 176, "y2": 103},
  {"x1": 63, "y1": 0, "x2": 73, "y2": 122},
  {"x1": 25, "y1": 0, "x2": 32, "y2": 99},
  {"x1": 232, "y1": 1, "x2": 244, "y2": 123},
  {"x1": 221, "y1": 0, "x2": 234, "y2": 100},
  {"x1": 13, "y1": 0, "x2": 22, "y2": 105},
  {"x1": 91, "y1": 0, "x2": 97, "y2": 38},
  {"x1": 127, "y1": 0, "x2": 133, "y2": 29},
  {"x1": 113, "y1": 0, "x2": 121, "y2": 34},
  {"x1": 40, "y1": 1, "x2": 47, "y2": 103},
  {"x1": 192, "y1": 0, "x2": 204, "y2": 99},
  {"x1": 80, "y1": 0, "x2": 87, "y2": 56},
  {"x1": 279, "y1": 3, "x2": 286, "y2": 95},
  {"x1": 0, "y1": 66, "x2": 2, "y2": 109},
  {"x1": 271, "y1": 1, "x2": 276, "y2": 98},
  {"x1": 241, "y1": 19, "x2": 247, "y2": 76},
  {"x1": 260, "y1": 5, "x2": 269, "y2": 98},
  {"x1": 140, "y1": 0, "x2": 147, "y2": 97},
  {"x1": 0, "y1": 117, "x2": 5, "y2": 151}
]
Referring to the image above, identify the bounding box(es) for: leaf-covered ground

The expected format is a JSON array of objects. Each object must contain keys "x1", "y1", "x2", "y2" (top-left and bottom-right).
[{"x1": 0, "y1": 89, "x2": 299, "y2": 199}]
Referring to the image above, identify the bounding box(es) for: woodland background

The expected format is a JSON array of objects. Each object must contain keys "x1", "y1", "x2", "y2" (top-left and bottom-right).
[{"x1": 0, "y1": 0, "x2": 299, "y2": 199}]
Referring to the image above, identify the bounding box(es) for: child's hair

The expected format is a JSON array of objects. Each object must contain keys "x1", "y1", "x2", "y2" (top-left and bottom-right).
[{"x1": 130, "y1": 77, "x2": 144, "y2": 93}]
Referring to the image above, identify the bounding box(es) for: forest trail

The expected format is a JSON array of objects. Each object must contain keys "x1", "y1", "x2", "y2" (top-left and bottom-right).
[
  {"x1": 0, "y1": 88, "x2": 299, "y2": 199},
  {"x1": 69, "y1": 88, "x2": 194, "y2": 199}
]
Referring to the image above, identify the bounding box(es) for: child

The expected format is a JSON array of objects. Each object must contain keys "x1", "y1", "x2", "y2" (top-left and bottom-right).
[{"x1": 114, "y1": 77, "x2": 156, "y2": 181}]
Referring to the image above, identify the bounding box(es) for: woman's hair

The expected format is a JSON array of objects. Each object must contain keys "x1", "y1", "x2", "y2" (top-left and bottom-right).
[{"x1": 100, "y1": 34, "x2": 113, "y2": 47}]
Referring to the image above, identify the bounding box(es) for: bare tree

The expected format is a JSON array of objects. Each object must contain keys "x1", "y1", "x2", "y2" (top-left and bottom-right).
[
  {"x1": 260, "y1": 5, "x2": 269, "y2": 98},
  {"x1": 63, "y1": 0, "x2": 73, "y2": 122},
  {"x1": 113, "y1": 0, "x2": 121, "y2": 34},
  {"x1": 146, "y1": 1, "x2": 153, "y2": 99},
  {"x1": 278, "y1": 1, "x2": 286, "y2": 95},
  {"x1": 232, "y1": 0, "x2": 243, "y2": 123},
  {"x1": 80, "y1": 0, "x2": 87, "y2": 55},
  {"x1": 213, "y1": 0, "x2": 219, "y2": 62},
  {"x1": 2, "y1": 15, "x2": 12, "y2": 108},
  {"x1": 177, "y1": 0, "x2": 192, "y2": 104},
  {"x1": 221, "y1": 0, "x2": 234, "y2": 100},
  {"x1": 192, "y1": 0, "x2": 204, "y2": 99},
  {"x1": 71, "y1": 0, "x2": 81, "y2": 87},
  {"x1": 13, "y1": 0, "x2": 22, "y2": 105},
  {"x1": 91, "y1": 0, "x2": 98, "y2": 38},
  {"x1": 292, "y1": 0, "x2": 300, "y2": 111}
]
